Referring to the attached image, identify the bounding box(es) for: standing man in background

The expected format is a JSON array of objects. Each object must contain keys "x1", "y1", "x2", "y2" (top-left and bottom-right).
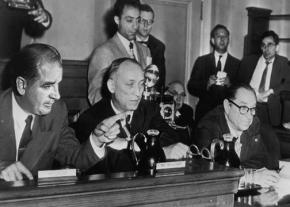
[
  {"x1": 88, "y1": 0, "x2": 151, "y2": 105},
  {"x1": 187, "y1": 24, "x2": 240, "y2": 122},
  {"x1": 136, "y1": 3, "x2": 166, "y2": 92},
  {"x1": 0, "y1": 0, "x2": 52, "y2": 60},
  {"x1": 238, "y1": 30, "x2": 290, "y2": 127}
]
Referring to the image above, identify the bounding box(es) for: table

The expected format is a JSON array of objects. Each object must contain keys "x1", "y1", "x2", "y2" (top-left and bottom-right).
[{"x1": 0, "y1": 159, "x2": 243, "y2": 207}]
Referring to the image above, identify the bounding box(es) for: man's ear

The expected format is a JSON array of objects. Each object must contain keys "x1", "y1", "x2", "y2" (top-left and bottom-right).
[
  {"x1": 210, "y1": 37, "x2": 215, "y2": 46},
  {"x1": 275, "y1": 44, "x2": 280, "y2": 53},
  {"x1": 107, "y1": 78, "x2": 115, "y2": 93},
  {"x1": 223, "y1": 99, "x2": 230, "y2": 114},
  {"x1": 16, "y1": 76, "x2": 27, "y2": 95},
  {"x1": 114, "y1": 16, "x2": 120, "y2": 27}
]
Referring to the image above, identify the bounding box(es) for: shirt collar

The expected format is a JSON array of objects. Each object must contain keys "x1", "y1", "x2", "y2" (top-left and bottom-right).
[
  {"x1": 117, "y1": 32, "x2": 134, "y2": 48},
  {"x1": 110, "y1": 100, "x2": 133, "y2": 123},
  {"x1": 136, "y1": 35, "x2": 149, "y2": 42},
  {"x1": 261, "y1": 55, "x2": 275, "y2": 64},
  {"x1": 214, "y1": 51, "x2": 228, "y2": 60},
  {"x1": 12, "y1": 92, "x2": 34, "y2": 123}
]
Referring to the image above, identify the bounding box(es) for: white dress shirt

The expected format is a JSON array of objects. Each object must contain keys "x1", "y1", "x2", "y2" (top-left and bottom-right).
[
  {"x1": 12, "y1": 92, "x2": 34, "y2": 161},
  {"x1": 250, "y1": 56, "x2": 274, "y2": 102},
  {"x1": 117, "y1": 32, "x2": 138, "y2": 61},
  {"x1": 214, "y1": 51, "x2": 228, "y2": 72}
]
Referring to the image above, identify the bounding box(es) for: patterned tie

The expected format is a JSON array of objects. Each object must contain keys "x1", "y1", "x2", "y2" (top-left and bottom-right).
[
  {"x1": 18, "y1": 115, "x2": 33, "y2": 160},
  {"x1": 258, "y1": 61, "x2": 271, "y2": 93},
  {"x1": 129, "y1": 42, "x2": 136, "y2": 60},
  {"x1": 216, "y1": 55, "x2": 222, "y2": 71}
]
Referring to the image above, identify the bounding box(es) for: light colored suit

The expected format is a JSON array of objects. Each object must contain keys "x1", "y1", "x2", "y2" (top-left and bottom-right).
[
  {"x1": 88, "y1": 34, "x2": 151, "y2": 105},
  {"x1": 0, "y1": 89, "x2": 101, "y2": 175}
]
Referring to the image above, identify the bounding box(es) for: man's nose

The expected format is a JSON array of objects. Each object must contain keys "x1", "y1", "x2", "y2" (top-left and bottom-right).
[{"x1": 50, "y1": 85, "x2": 61, "y2": 100}]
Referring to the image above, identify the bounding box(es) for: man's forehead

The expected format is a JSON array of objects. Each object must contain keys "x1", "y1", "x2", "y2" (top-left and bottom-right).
[
  {"x1": 170, "y1": 83, "x2": 184, "y2": 93},
  {"x1": 262, "y1": 36, "x2": 275, "y2": 43},
  {"x1": 117, "y1": 61, "x2": 143, "y2": 78},
  {"x1": 37, "y1": 62, "x2": 63, "y2": 81},
  {"x1": 235, "y1": 88, "x2": 256, "y2": 105},
  {"x1": 215, "y1": 28, "x2": 228, "y2": 36},
  {"x1": 122, "y1": 5, "x2": 140, "y2": 17},
  {"x1": 140, "y1": 11, "x2": 153, "y2": 19}
]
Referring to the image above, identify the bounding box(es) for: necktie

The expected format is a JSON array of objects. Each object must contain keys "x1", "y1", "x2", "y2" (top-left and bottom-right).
[
  {"x1": 126, "y1": 113, "x2": 132, "y2": 133},
  {"x1": 216, "y1": 55, "x2": 222, "y2": 71},
  {"x1": 129, "y1": 42, "x2": 136, "y2": 60},
  {"x1": 18, "y1": 115, "x2": 33, "y2": 160},
  {"x1": 258, "y1": 61, "x2": 270, "y2": 93},
  {"x1": 138, "y1": 40, "x2": 148, "y2": 46}
]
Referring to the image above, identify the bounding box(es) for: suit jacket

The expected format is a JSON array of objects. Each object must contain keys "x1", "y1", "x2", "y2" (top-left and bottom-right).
[
  {"x1": 88, "y1": 34, "x2": 151, "y2": 105},
  {"x1": 147, "y1": 34, "x2": 166, "y2": 91},
  {"x1": 0, "y1": 89, "x2": 101, "y2": 175},
  {"x1": 0, "y1": 0, "x2": 52, "y2": 60},
  {"x1": 74, "y1": 98, "x2": 180, "y2": 173},
  {"x1": 195, "y1": 105, "x2": 279, "y2": 170},
  {"x1": 237, "y1": 55, "x2": 290, "y2": 126},
  {"x1": 187, "y1": 53, "x2": 240, "y2": 121}
]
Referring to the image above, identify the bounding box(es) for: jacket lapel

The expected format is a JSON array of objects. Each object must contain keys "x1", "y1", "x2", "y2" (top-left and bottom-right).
[
  {"x1": 112, "y1": 34, "x2": 130, "y2": 58},
  {"x1": 269, "y1": 56, "x2": 282, "y2": 88},
  {"x1": 0, "y1": 90, "x2": 16, "y2": 161}
]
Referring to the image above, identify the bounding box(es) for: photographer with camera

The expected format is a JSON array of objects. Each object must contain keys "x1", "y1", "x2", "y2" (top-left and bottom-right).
[
  {"x1": 164, "y1": 81, "x2": 195, "y2": 145},
  {"x1": 0, "y1": 0, "x2": 52, "y2": 60}
]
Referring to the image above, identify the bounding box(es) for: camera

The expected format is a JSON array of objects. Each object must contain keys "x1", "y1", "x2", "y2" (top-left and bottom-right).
[
  {"x1": 159, "y1": 94, "x2": 175, "y2": 123},
  {"x1": 4, "y1": 0, "x2": 36, "y2": 10}
]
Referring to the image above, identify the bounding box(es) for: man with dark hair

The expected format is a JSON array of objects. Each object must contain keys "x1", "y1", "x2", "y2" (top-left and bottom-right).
[
  {"x1": 75, "y1": 58, "x2": 188, "y2": 174},
  {"x1": 195, "y1": 84, "x2": 280, "y2": 187},
  {"x1": 136, "y1": 3, "x2": 166, "y2": 92},
  {"x1": 187, "y1": 24, "x2": 240, "y2": 122},
  {"x1": 0, "y1": 0, "x2": 52, "y2": 60},
  {"x1": 237, "y1": 30, "x2": 290, "y2": 127},
  {"x1": 0, "y1": 43, "x2": 124, "y2": 181},
  {"x1": 88, "y1": 0, "x2": 151, "y2": 105}
]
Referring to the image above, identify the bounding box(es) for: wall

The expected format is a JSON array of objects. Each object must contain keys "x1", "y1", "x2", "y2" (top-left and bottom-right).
[{"x1": 202, "y1": 0, "x2": 290, "y2": 59}]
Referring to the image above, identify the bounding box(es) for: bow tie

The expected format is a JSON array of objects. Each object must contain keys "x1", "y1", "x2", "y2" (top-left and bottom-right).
[{"x1": 138, "y1": 40, "x2": 148, "y2": 45}]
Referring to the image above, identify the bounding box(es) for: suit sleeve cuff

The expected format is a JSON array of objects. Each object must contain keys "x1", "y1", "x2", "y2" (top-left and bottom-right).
[{"x1": 89, "y1": 134, "x2": 105, "y2": 158}]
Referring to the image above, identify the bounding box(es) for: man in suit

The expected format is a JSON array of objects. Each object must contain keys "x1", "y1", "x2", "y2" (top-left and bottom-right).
[
  {"x1": 195, "y1": 84, "x2": 280, "y2": 187},
  {"x1": 75, "y1": 58, "x2": 188, "y2": 174},
  {"x1": 165, "y1": 81, "x2": 195, "y2": 145},
  {"x1": 0, "y1": 0, "x2": 52, "y2": 60},
  {"x1": 187, "y1": 24, "x2": 240, "y2": 122},
  {"x1": 0, "y1": 44, "x2": 126, "y2": 181},
  {"x1": 136, "y1": 3, "x2": 166, "y2": 92},
  {"x1": 238, "y1": 30, "x2": 290, "y2": 127},
  {"x1": 88, "y1": 0, "x2": 151, "y2": 105}
]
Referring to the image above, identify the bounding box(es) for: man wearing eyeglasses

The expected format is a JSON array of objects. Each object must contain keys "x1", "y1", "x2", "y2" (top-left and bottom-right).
[
  {"x1": 136, "y1": 4, "x2": 166, "y2": 92},
  {"x1": 237, "y1": 30, "x2": 290, "y2": 127},
  {"x1": 195, "y1": 84, "x2": 280, "y2": 187},
  {"x1": 88, "y1": 0, "x2": 151, "y2": 105}
]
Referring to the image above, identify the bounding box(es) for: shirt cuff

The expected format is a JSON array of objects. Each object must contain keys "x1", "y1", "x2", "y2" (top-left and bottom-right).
[{"x1": 89, "y1": 133, "x2": 105, "y2": 158}]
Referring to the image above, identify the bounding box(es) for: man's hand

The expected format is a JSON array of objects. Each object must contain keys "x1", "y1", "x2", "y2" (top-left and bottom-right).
[
  {"x1": 0, "y1": 162, "x2": 33, "y2": 182},
  {"x1": 207, "y1": 75, "x2": 217, "y2": 90},
  {"x1": 257, "y1": 89, "x2": 274, "y2": 102},
  {"x1": 91, "y1": 113, "x2": 127, "y2": 147},
  {"x1": 28, "y1": 1, "x2": 50, "y2": 24},
  {"x1": 219, "y1": 76, "x2": 231, "y2": 87},
  {"x1": 253, "y1": 167, "x2": 280, "y2": 187},
  {"x1": 163, "y1": 142, "x2": 189, "y2": 160},
  {"x1": 108, "y1": 138, "x2": 140, "y2": 152}
]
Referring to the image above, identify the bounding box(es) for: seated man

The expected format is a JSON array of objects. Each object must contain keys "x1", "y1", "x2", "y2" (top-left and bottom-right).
[
  {"x1": 74, "y1": 58, "x2": 188, "y2": 174},
  {"x1": 165, "y1": 81, "x2": 195, "y2": 145},
  {"x1": 0, "y1": 43, "x2": 124, "y2": 182},
  {"x1": 195, "y1": 84, "x2": 280, "y2": 187}
]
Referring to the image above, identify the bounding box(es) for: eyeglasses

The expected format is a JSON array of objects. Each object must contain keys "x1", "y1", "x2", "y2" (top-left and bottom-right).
[
  {"x1": 227, "y1": 99, "x2": 256, "y2": 116},
  {"x1": 167, "y1": 90, "x2": 186, "y2": 97},
  {"x1": 187, "y1": 144, "x2": 211, "y2": 160},
  {"x1": 261, "y1": 42, "x2": 276, "y2": 49},
  {"x1": 140, "y1": 18, "x2": 154, "y2": 26}
]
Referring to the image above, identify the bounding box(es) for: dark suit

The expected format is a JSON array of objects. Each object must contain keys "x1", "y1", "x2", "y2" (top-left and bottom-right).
[
  {"x1": 237, "y1": 55, "x2": 290, "y2": 126},
  {"x1": 88, "y1": 34, "x2": 151, "y2": 105},
  {"x1": 187, "y1": 53, "x2": 240, "y2": 122},
  {"x1": 174, "y1": 104, "x2": 195, "y2": 145},
  {"x1": 195, "y1": 105, "x2": 279, "y2": 170},
  {"x1": 0, "y1": 0, "x2": 52, "y2": 60},
  {"x1": 74, "y1": 98, "x2": 180, "y2": 174},
  {"x1": 0, "y1": 89, "x2": 101, "y2": 175},
  {"x1": 147, "y1": 35, "x2": 166, "y2": 91}
]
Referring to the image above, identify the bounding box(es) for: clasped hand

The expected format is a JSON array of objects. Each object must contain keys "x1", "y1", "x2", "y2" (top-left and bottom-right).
[{"x1": 28, "y1": 1, "x2": 49, "y2": 24}]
